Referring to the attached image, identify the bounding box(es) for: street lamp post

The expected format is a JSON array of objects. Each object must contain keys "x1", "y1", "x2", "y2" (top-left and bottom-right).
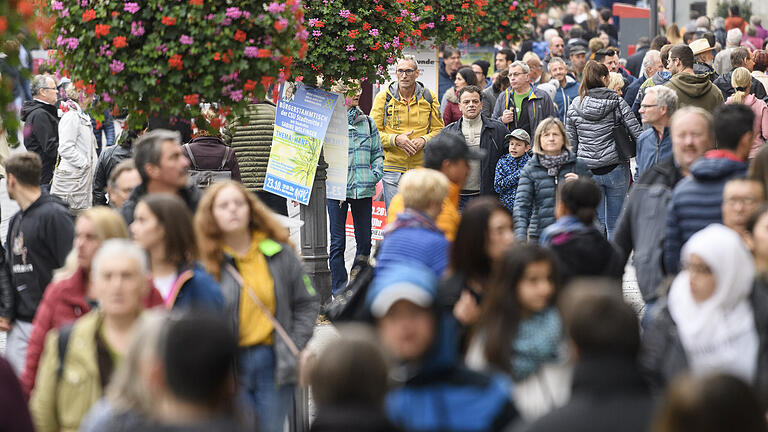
[{"x1": 299, "y1": 151, "x2": 332, "y2": 303}]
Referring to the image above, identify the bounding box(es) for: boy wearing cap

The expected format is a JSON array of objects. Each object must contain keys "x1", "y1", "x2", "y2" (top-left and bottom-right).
[
  {"x1": 494, "y1": 129, "x2": 531, "y2": 211},
  {"x1": 366, "y1": 262, "x2": 519, "y2": 431},
  {"x1": 387, "y1": 131, "x2": 485, "y2": 241}
]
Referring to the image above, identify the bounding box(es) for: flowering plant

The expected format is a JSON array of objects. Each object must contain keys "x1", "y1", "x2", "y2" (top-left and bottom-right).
[
  {"x1": 412, "y1": 0, "x2": 480, "y2": 46},
  {"x1": 472, "y1": 0, "x2": 566, "y2": 45},
  {"x1": 50, "y1": 0, "x2": 307, "y2": 130},
  {"x1": 296, "y1": 0, "x2": 414, "y2": 90}
]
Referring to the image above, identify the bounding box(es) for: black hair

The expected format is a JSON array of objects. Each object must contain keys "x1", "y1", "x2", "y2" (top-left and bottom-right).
[
  {"x1": 455, "y1": 66, "x2": 479, "y2": 87},
  {"x1": 558, "y1": 178, "x2": 601, "y2": 225},
  {"x1": 669, "y1": 44, "x2": 695, "y2": 69},
  {"x1": 729, "y1": 5, "x2": 740, "y2": 16},
  {"x1": 473, "y1": 60, "x2": 490, "y2": 76},
  {"x1": 683, "y1": 31, "x2": 696, "y2": 44},
  {"x1": 593, "y1": 48, "x2": 618, "y2": 63},
  {"x1": 651, "y1": 35, "x2": 670, "y2": 51},
  {"x1": 480, "y1": 244, "x2": 560, "y2": 373},
  {"x1": 497, "y1": 48, "x2": 516, "y2": 66},
  {"x1": 424, "y1": 131, "x2": 466, "y2": 169},
  {"x1": 714, "y1": 104, "x2": 755, "y2": 151},
  {"x1": 457, "y1": 85, "x2": 483, "y2": 101},
  {"x1": 599, "y1": 8, "x2": 612, "y2": 23},
  {"x1": 702, "y1": 32, "x2": 716, "y2": 51},
  {"x1": 163, "y1": 312, "x2": 237, "y2": 404},
  {"x1": 451, "y1": 197, "x2": 513, "y2": 281},
  {"x1": 563, "y1": 283, "x2": 640, "y2": 358}
]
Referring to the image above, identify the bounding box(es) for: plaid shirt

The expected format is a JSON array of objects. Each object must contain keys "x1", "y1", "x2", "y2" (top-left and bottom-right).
[{"x1": 346, "y1": 107, "x2": 384, "y2": 199}]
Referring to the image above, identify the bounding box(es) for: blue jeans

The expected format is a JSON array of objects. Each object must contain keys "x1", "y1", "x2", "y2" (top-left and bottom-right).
[
  {"x1": 592, "y1": 163, "x2": 629, "y2": 240},
  {"x1": 327, "y1": 197, "x2": 373, "y2": 294},
  {"x1": 459, "y1": 193, "x2": 480, "y2": 212},
  {"x1": 238, "y1": 345, "x2": 295, "y2": 432},
  {"x1": 382, "y1": 171, "x2": 402, "y2": 211}
]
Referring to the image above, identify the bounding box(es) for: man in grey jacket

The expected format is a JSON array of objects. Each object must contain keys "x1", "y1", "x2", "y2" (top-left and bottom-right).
[{"x1": 612, "y1": 107, "x2": 713, "y2": 326}]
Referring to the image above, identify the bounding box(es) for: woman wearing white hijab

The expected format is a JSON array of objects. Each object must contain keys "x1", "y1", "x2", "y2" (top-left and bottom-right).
[{"x1": 641, "y1": 224, "x2": 768, "y2": 397}]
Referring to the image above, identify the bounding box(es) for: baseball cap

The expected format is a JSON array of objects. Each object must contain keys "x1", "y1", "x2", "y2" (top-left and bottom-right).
[
  {"x1": 568, "y1": 44, "x2": 587, "y2": 56},
  {"x1": 505, "y1": 129, "x2": 531, "y2": 145},
  {"x1": 366, "y1": 263, "x2": 437, "y2": 318},
  {"x1": 424, "y1": 131, "x2": 486, "y2": 169}
]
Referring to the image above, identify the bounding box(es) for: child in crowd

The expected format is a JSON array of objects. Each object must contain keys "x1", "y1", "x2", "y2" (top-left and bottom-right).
[{"x1": 494, "y1": 129, "x2": 531, "y2": 212}]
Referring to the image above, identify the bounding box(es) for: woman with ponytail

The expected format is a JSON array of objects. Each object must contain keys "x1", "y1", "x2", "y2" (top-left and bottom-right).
[
  {"x1": 726, "y1": 67, "x2": 768, "y2": 158},
  {"x1": 539, "y1": 177, "x2": 623, "y2": 284}
]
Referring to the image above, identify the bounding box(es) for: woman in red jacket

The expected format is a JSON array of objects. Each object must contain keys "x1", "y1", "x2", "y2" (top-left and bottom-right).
[{"x1": 19, "y1": 207, "x2": 162, "y2": 395}]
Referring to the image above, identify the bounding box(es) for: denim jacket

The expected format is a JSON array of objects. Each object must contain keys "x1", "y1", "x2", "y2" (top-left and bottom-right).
[{"x1": 346, "y1": 107, "x2": 384, "y2": 200}]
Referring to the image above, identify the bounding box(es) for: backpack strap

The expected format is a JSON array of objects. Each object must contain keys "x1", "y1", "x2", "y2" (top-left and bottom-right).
[
  {"x1": 183, "y1": 144, "x2": 199, "y2": 170},
  {"x1": 219, "y1": 146, "x2": 231, "y2": 170},
  {"x1": 57, "y1": 323, "x2": 74, "y2": 380}
]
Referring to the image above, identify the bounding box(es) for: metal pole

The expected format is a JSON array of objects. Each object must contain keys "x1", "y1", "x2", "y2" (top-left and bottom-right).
[
  {"x1": 650, "y1": 0, "x2": 659, "y2": 38},
  {"x1": 299, "y1": 151, "x2": 332, "y2": 302}
]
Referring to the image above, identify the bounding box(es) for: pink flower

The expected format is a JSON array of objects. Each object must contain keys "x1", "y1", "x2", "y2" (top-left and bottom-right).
[
  {"x1": 369, "y1": 29, "x2": 379, "y2": 37},
  {"x1": 400, "y1": 9, "x2": 408, "y2": 16},
  {"x1": 312, "y1": 30, "x2": 322, "y2": 37},
  {"x1": 244, "y1": 46, "x2": 258, "y2": 57},
  {"x1": 102, "y1": 93, "x2": 112, "y2": 103},
  {"x1": 345, "y1": 44, "x2": 355, "y2": 51},
  {"x1": 308, "y1": 18, "x2": 318, "y2": 27},
  {"x1": 124, "y1": 2, "x2": 139, "y2": 14},
  {"x1": 179, "y1": 34, "x2": 194, "y2": 45},
  {"x1": 109, "y1": 60, "x2": 125, "y2": 74},
  {"x1": 51, "y1": 0, "x2": 63, "y2": 10},
  {"x1": 339, "y1": 9, "x2": 350, "y2": 18},
  {"x1": 131, "y1": 21, "x2": 145, "y2": 36},
  {"x1": 229, "y1": 90, "x2": 243, "y2": 102},
  {"x1": 225, "y1": 7, "x2": 242, "y2": 19},
  {"x1": 60, "y1": 8, "x2": 69, "y2": 16},
  {"x1": 267, "y1": 2, "x2": 285, "y2": 13}
]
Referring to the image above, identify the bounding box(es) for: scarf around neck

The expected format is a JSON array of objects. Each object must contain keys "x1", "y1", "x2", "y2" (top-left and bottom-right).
[
  {"x1": 512, "y1": 306, "x2": 562, "y2": 382},
  {"x1": 539, "y1": 151, "x2": 570, "y2": 177},
  {"x1": 384, "y1": 208, "x2": 441, "y2": 236}
]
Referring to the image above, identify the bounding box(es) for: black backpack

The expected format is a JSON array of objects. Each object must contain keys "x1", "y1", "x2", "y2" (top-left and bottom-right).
[
  {"x1": 322, "y1": 255, "x2": 375, "y2": 323},
  {"x1": 183, "y1": 144, "x2": 233, "y2": 189}
]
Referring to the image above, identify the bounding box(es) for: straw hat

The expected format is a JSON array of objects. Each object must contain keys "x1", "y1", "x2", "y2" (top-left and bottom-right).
[{"x1": 689, "y1": 38, "x2": 714, "y2": 56}]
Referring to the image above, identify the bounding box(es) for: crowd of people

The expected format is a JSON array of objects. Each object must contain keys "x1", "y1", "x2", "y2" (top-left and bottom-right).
[{"x1": 4, "y1": 1, "x2": 768, "y2": 431}]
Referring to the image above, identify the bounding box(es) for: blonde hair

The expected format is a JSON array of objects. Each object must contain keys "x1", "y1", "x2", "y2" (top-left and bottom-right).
[
  {"x1": 195, "y1": 181, "x2": 291, "y2": 280},
  {"x1": 53, "y1": 207, "x2": 130, "y2": 281},
  {"x1": 532, "y1": 117, "x2": 571, "y2": 155},
  {"x1": 730, "y1": 67, "x2": 752, "y2": 104},
  {"x1": 399, "y1": 168, "x2": 450, "y2": 212},
  {"x1": 607, "y1": 72, "x2": 624, "y2": 92}
]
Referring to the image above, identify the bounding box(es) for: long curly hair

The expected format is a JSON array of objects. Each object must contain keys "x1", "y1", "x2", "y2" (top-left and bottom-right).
[{"x1": 194, "y1": 181, "x2": 290, "y2": 280}]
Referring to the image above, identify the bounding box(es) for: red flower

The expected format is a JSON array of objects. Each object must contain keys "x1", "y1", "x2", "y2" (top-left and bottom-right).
[
  {"x1": 347, "y1": 14, "x2": 357, "y2": 23},
  {"x1": 209, "y1": 117, "x2": 224, "y2": 129},
  {"x1": 461, "y1": 3, "x2": 469, "y2": 8},
  {"x1": 190, "y1": 0, "x2": 203, "y2": 5},
  {"x1": 370, "y1": 42, "x2": 381, "y2": 51},
  {"x1": 244, "y1": 80, "x2": 257, "y2": 91},
  {"x1": 213, "y1": 52, "x2": 221, "y2": 61},
  {"x1": 85, "y1": 84, "x2": 95, "y2": 95},
  {"x1": 168, "y1": 54, "x2": 183, "y2": 70},
  {"x1": 314, "y1": 20, "x2": 325, "y2": 28},
  {"x1": 111, "y1": 11, "x2": 120, "y2": 17},
  {"x1": 446, "y1": 14, "x2": 454, "y2": 21},
  {"x1": 394, "y1": 17, "x2": 402, "y2": 24},
  {"x1": 348, "y1": 29, "x2": 359, "y2": 38},
  {"x1": 501, "y1": 20, "x2": 508, "y2": 26},
  {"x1": 456, "y1": 26, "x2": 463, "y2": 32},
  {"x1": 94, "y1": 24, "x2": 110, "y2": 38},
  {"x1": 363, "y1": 22, "x2": 371, "y2": 31},
  {"x1": 161, "y1": 16, "x2": 177, "y2": 26},
  {"x1": 112, "y1": 36, "x2": 127, "y2": 49},
  {"x1": 424, "y1": 5, "x2": 432, "y2": 11},
  {"x1": 280, "y1": 56, "x2": 293, "y2": 66},
  {"x1": 261, "y1": 76, "x2": 275, "y2": 88},
  {"x1": 375, "y1": 5, "x2": 384, "y2": 13},
  {"x1": 82, "y1": 9, "x2": 96, "y2": 22},
  {"x1": 233, "y1": 30, "x2": 246, "y2": 42},
  {"x1": 0, "y1": 17, "x2": 7, "y2": 34},
  {"x1": 16, "y1": 1, "x2": 34, "y2": 16},
  {"x1": 257, "y1": 48, "x2": 272, "y2": 58},
  {"x1": 274, "y1": 20, "x2": 287, "y2": 32},
  {"x1": 184, "y1": 94, "x2": 199, "y2": 104}
]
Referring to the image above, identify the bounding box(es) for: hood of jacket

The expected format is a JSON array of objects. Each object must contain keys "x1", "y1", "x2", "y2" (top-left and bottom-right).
[
  {"x1": 20, "y1": 99, "x2": 57, "y2": 122},
  {"x1": 651, "y1": 70, "x2": 672, "y2": 86},
  {"x1": 574, "y1": 87, "x2": 620, "y2": 121},
  {"x1": 386, "y1": 80, "x2": 430, "y2": 103},
  {"x1": 348, "y1": 106, "x2": 367, "y2": 125},
  {"x1": 669, "y1": 73, "x2": 716, "y2": 98},
  {"x1": 445, "y1": 87, "x2": 459, "y2": 103},
  {"x1": 689, "y1": 152, "x2": 747, "y2": 182}
]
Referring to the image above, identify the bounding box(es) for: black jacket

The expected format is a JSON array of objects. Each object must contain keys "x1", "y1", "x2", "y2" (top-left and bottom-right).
[
  {"x1": 119, "y1": 183, "x2": 202, "y2": 225},
  {"x1": 92, "y1": 144, "x2": 133, "y2": 206},
  {"x1": 443, "y1": 116, "x2": 508, "y2": 196},
  {"x1": 625, "y1": 47, "x2": 648, "y2": 78},
  {"x1": 20, "y1": 100, "x2": 59, "y2": 185},
  {"x1": 310, "y1": 406, "x2": 402, "y2": 432},
  {"x1": 547, "y1": 226, "x2": 624, "y2": 285},
  {"x1": 3, "y1": 193, "x2": 74, "y2": 321},
  {"x1": 713, "y1": 71, "x2": 768, "y2": 101},
  {"x1": 522, "y1": 355, "x2": 653, "y2": 432}
]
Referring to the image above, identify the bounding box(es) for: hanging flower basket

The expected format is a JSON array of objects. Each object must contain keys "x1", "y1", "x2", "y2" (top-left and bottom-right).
[
  {"x1": 295, "y1": 0, "x2": 414, "y2": 90},
  {"x1": 412, "y1": 0, "x2": 480, "y2": 47},
  {"x1": 470, "y1": 0, "x2": 565, "y2": 46},
  {"x1": 49, "y1": 0, "x2": 307, "y2": 130}
]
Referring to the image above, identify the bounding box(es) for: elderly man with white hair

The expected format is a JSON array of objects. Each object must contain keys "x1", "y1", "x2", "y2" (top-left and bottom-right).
[
  {"x1": 625, "y1": 50, "x2": 662, "y2": 109},
  {"x1": 714, "y1": 28, "x2": 743, "y2": 75},
  {"x1": 636, "y1": 85, "x2": 678, "y2": 177}
]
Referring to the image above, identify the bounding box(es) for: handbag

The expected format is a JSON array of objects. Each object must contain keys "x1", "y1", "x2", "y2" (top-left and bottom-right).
[
  {"x1": 321, "y1": 255, "x2": 375, "y2": 323},
  {"x1": 611, "y1": 104, "x2": 636, "y2": 161}
]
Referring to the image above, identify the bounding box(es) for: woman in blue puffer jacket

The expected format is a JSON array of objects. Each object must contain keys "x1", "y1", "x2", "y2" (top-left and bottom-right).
[
  {"x1": 566, "y1": 61, "x2": 642, "y2": 239},
  {"x1": 513, "y1": 117, "x2": 591, "y2": 242}
]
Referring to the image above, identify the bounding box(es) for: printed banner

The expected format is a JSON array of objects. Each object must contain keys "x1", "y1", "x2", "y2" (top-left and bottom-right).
[
  {"x1": 345, "y1": 182, "x2": 387, "y2": 243},
  {"x1": 322, "y1": 97, "x2": 349, "y2": 201},
  {"x1": 264, "y1": 84, "x2": 347, "y2": 205}
]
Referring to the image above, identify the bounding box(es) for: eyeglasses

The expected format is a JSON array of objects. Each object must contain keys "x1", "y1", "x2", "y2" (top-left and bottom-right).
[
  {"x1": 396, "y1": 68, "x2": 417, "y2": 75},
  {"x1": 724, "y1": 196, "x2": 760, "y2": 207}
]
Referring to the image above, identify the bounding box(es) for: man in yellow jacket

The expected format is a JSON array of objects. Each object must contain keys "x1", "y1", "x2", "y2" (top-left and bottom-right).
[
  {"x1": 371, "y1": 57, "x2": 444, "y2": 209},
  {"x1": 387, "y1": 130, "x2": 484, "y2": 242}
]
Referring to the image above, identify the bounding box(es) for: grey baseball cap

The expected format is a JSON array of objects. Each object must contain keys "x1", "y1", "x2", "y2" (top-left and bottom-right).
[
  {"x1": 505, "y1": 129, "x2": 531, "y2": 145},
  {"x1": 569, "y1": 45, "x2": 587, "y2": 55}
]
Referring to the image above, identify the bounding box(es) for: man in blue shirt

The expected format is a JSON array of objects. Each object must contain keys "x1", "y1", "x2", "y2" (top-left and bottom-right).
[{"x1": 636, "y1": 86, "x2": 677, "y2": 178}]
